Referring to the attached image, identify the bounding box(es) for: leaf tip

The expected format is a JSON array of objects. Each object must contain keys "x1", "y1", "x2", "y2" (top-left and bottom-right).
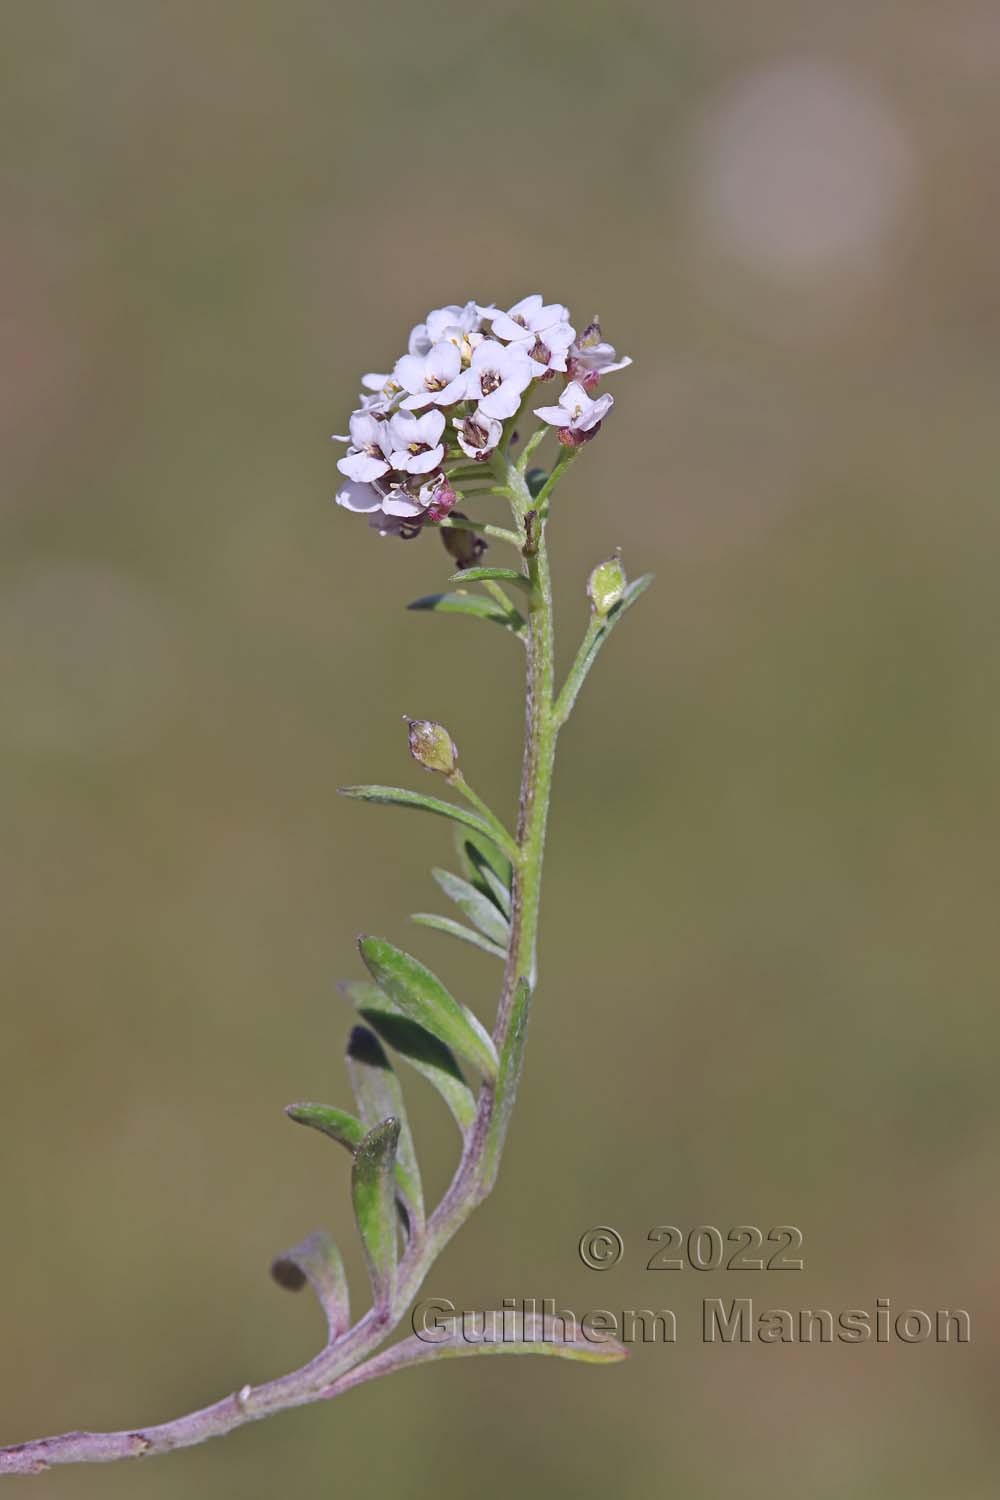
[{"x1": 270, "y1": 1256, "x2": 307, "y2": 1292}]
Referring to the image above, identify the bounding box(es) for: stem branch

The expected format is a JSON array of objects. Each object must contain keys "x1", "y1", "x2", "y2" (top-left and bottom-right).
[{"x1": 0, "y1": 457, "x2": 564, "y2": 1476}]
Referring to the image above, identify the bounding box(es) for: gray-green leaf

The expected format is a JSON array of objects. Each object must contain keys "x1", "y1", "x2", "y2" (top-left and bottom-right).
[
  {"x1": 407, "y1": 591, "x2": 525, "y2": 633},
  {"x1": 351, "y1": 1117, "x2": 400, "y2": 1313},
  {"x1": 448, "y1": 567, "x2": 530, "y2": 590},
  {"x1": 431, "y1": 868, "x2": 509, "y2": 948},
  {"x1": 285, "y1": 1101, "x2": 364, "y2": 1151},
  {"x1": 359, "y1": 936, "x2": 498, "y2": 1082},
  {"x1": 410, "y1": 912, "x2": 507, "y2": 960},
  {"x1": 339, "y1": 785, "x2": 518, "y2": 864},
  {"x1": 346, "y1": 1026, "x2": 423, "y2": 1232}
]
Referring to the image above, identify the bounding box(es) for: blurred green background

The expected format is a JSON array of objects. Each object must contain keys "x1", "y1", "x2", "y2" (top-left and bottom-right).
[{"x1": 2, "y1": 2, "x2": 998, "y2": 1495}]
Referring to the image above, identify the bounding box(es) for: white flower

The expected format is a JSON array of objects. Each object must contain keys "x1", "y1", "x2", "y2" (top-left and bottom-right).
[
  {"x1": 483, "y1": 295, "x2": 568, "y2": 343},
  {"x1": 388, "y1": 408, "x2": 446, "y2": 475},
  {"x1": 393, "y1": 341, "x2": 466, "y2": 410},
  {"x1": 523, "y1": 320, "x2": 576, "y2": 374},
  {"x1": 335, "y1": 477, "x2": 384, "y2": 513},
  {"x1": 335, "y1": 411, "x2": 393, "y2": 483},
  {"x1": 568, "y1": 318, "x2": 632, "y2": 383},
  {"x1": 408, "y1": 302, "x2": 480, "y2": 357},
  {"x1": 463, "y1": 340, "x2": 535, "y2": 420},
  {"x1": 453, "y1": 410, "x2": 503, "y2": 461},
  {"x1": 480, "y1": 295, "x2": 575, "y2": 374},
  {"x1": 534, "y1": 380, "x2": 614, "y2": 439}
]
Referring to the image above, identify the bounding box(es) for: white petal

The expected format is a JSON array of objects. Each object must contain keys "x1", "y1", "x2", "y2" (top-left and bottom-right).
[
  {"x1": 489, "y1": 311, "x2": 531, "y2": 342},
  {"x1": 560, "y1": 381, "x2": 590, "y2": 410},
  {"x1": 414, "y1": 408, "x2": 446, "y2": 444},
  {"x1": 338, "y1": 451, "x2": 390, "y2": 482},
  {"x1": 469, "y1": 339, "x2": 507, "y2": 371},
  {"x1": 580, "y1": 393, "x2": 614, "y2": 429},
  {"x1": 433, "y1": 375, "x2": 469, "y2": 406},
  {"x1": 533, "y1": 403, "x2": 571, "y2": 426},
  {"x1": 425, "y1": 342, "x2": 462, "y2": 382},
  {"x1": 407, "y1": 443, "x2": 444, "y2": 474},
  {"x1": 393, "y1": 354, "x2": 428, "y2": 394},
  {"x1": 335, "y1": 479, "x2": 383, "y2": 512},
  {"x1": 479, "y1": 381, "x2": 524, "y2": 420},
  {"x1": 507, "y1": 294, "x2": 543, "y2": 323},
  {"x1": 408, "y1": 323, "x2": 431, "y2": 356},
  {"x1": 381, "y1": 490, "x2": 424, "y2": 517}
]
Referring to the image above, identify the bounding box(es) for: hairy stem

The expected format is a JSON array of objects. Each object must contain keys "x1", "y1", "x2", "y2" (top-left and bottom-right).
[{"x1": 0, "y1": 458, "x2": 563, "y2": 1477}]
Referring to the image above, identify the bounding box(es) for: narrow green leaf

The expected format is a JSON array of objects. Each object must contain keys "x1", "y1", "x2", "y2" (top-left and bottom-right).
[
  {"x1": 270, "y1": 1230, "x2": 350, "y2": 1340},
  {"x1": 339, "y1": 785, "x2": 518, "y2": 864},
  {"x1": 448, "y1": 567, "x2": 530, "y2": 590},
  {"x1": 359, "y1": 936, "x2": 498, "y2": 1082},
  {"x1": 323, "y1": 1313, "x2": 628, "y2": 1397},
  {"x1": 346, "y1": 1026, "x2": 424, "y2": 1231},
  {"x1": 431, "y1": 868, "x2": 509, "y2": 948},
  {"x1": 410, "y1": 912, "x2": 507, "y2": 960},
  {"x1": 351, "y1": 1118, "x2": 400, "y2": 1313},
  {"x1": 340, "y1": 979, "x2": 476, "y2": 1134},
  {"x1": 407, "y1": 591, "x2": 525, "y2": 633},
  {"x1": 286, "y1": 1101, "x2": 365, "y2": 1151}
]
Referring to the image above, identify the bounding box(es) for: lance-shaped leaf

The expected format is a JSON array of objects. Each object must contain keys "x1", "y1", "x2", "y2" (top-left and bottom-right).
[
  {"x1": 458, "y1": 834, "x2": 512, "y2": 918},
  {"x1": 285, "y1": 1101, "x2": 364, "y2": 1151},
  {"x1": 285, "y1": 1100, "x2": 417, "y2": 1217},
  {"x1": 359, "y1": 936, "x2": 498, "y2": 1082},
  {"x1": 339, "y1": 979, "x2": 476, "y2": 1134},
  {"x1": 448, "y1": 567, "x2": 530, "y2": 590},
  {"x1": 407, "y1": 590, "x2": 526, "y2": 634},
  {"x1": 431, "y1": 868, "x2": 509, "y2": 949},
  {"x1": 346, "y1": 1026, "x2": 424, "y2": 1232},
  {"x1": 321, "y1": 1313, "x2": 628, "y2": 1398},
  {"x1": 338, "y1": 785, "x2": 519, "y2": 866},
  {"x1": 270, "y1": 1230, "x2": 350, "y2": 1342},
  {"x1": 410, "y1": 912, "x2": 506, "y2": 961},
  {"x1": 352, "y1": 1117, "x2": 400, "y2": 1314}
]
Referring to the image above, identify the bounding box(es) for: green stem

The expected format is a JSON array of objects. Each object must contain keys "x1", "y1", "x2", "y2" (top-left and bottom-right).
[
  {"x1": 437, "y1": 515, "x2": 520, "y2": 546},
  {"x1": 476, "y1": 461, "x2": 558, "y2": 1186},
  {"x1": 553, "y1": 616, "x2": 603, "y2": 727}
]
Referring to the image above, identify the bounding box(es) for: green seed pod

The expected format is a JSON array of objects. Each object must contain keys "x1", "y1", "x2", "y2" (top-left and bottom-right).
[
  {"x1": 405, "y1": 718, "x2": 458, "y2": 777},
  {"x1": 587, "y1": 552, "x2": 626, "y2": 618}
]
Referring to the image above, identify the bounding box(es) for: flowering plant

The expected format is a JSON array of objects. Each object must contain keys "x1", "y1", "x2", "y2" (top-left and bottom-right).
[{"x1": 0, "y1": 296, "x2": 649, "y2": 1475}]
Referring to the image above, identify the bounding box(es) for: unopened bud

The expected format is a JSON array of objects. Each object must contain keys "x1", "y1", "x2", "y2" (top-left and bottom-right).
[
  {"x1": 405, "y1": 717, "x2": 458, "y2": 777},
  {"x1": 441, "y1": 513, "x2": 487, "y2": 570},
  {"x1": 587, "y1": 551, "x2": 626, "y2": 617}
]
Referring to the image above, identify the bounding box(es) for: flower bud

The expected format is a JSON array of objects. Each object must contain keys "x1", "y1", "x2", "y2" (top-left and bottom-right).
[
  {"x1": 441, "y1": 513, "x2": 487, "y2": 569},
  {"x1": 587, "y1": 551, "x2": 626, "y2": 617},
  {"x1": 405, "y1": 717, "x2": 458, "y2": 777}
]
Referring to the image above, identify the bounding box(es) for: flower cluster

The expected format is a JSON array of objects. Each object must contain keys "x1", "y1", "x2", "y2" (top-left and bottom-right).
[{"x1": 333, "y1": 297, "x2": 631, "y2": 535}]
